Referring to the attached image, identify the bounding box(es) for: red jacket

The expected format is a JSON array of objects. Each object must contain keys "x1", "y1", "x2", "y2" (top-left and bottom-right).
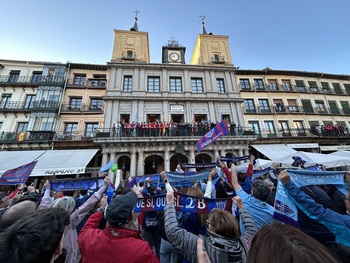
[{"x1": 78, "y1": 212, "x2": 159, "y2": 263}]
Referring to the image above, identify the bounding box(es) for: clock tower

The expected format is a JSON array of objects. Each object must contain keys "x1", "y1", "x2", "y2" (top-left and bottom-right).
[{"x1": 162, "y1": 39, "x2": 186, "y2": 64}]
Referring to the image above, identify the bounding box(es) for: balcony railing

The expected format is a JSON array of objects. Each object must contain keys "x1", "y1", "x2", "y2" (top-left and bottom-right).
[
  {"x1": 0, "y1": 101, "x2": 33, "y2": 112},
  {"x1": 0, "y1": 75, "x2": 65, "y2": 86},
  {"x1": 53, "y1": 130, "x2": 95, "y2": 141},
  {"x1": 66, "y1": 79, "x2": 107, "y2": 88},
  {"x1": 60, "y1": 103, "x2": 103, "y2": 113},
  {"x1": 31, "y1": 101, "x2": 60, "y2": 111},
  {"x1": 211, "y1": 55, "x2": 225, "y2": 64},
  {"x1": 0, "y1": 131, "x2": 55, "y2": 143}
]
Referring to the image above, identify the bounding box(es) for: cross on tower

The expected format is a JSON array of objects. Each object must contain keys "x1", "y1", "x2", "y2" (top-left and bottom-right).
[{"x1": 134, "y1": 10, "x2": 140, "y2": 18}]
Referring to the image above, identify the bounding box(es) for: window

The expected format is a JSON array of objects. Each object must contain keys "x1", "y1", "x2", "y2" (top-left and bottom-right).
[
  {"x1": 90, "y1": 98, "x2": 103, "y2": 110},
  {"x1": 240, "y1": 79, "x2": 251, "y2": 90},
  {"x1": 248, "y1": 121, "x2": 261, "y2": 137},
  {"x1": 258, "y1": 99, "x2": 270, "y2": 113},
  {"x1": 332, "y1": 83, "x2": 342, "y2": 95},
  {"x1": 85, "y1": 123, "x2": 99, "y2": 137},
  {"x1": 254, "y1": 79, "x2": 265, "y2": 90},
  {"x1": 301, "y1": 100, "x2": 314, "y2": 114},
  {"x1": 279, "y1": 121, "x2": 291, "y2": 136},
  {"x1": 216, "y1": 78, "x2": 225, "y2": 93},
  {"x1": 147, "y1": 77, "x2": 160, "y2": 92},
  {"x1": 273, "y1": 99, "x2": 286, "y2": 112},
  {"x1": 31, "y1": 71, "x2": 42, "y2": 83},
  {"x1": 295, "y1": 80, "x2": 305, "y2": 92},
  {"x1": 73, "y1": 74, "x2": 86, "y2": 86},
  {"x1": 344, "y1": 84, "x2": 350, "y2": 95},
  {"x1": 69, "y1": 97, "x2": 82, "y2": 109},
  {"x1": 123, "y1": 76, "x2": 132, "y2": 92},
  {"x1": 282, "y1": 80, "x2": 291, "y2": 91},
  {"x1": 25, "y1": 95, "x2": 36, "y2": 109},
  {"x1": 268, "y1": 80, "x2": 278, "y2": 91},
  {"x1": 244, "y1": 99, "x2": 256, "y2": 113},
  {"x1": 8, "y1": 70, "x2": 20, "y2": 83},
  {"x1": 294, "y1": 121, "x2": 306, "y2": 135},
  {"x1": 0, "y1": 94, "x2": 11, "y2": 108},
  {"x1": 64, "y1": 123, "x2": 78, "y2": 135},
  {"x1": 287, "y1": 99, "x2": 299, "y2": 112},
  {"x1": 169, "y1": 77, "x2": 182, "y2": 93},
  {"x1": 308, "y1": 81, "x2": 318, "y2": 92},
  {"x1": 315, "y1": 100, "x2": 326, "y2": 113},
  {"x1": 321, "y1": 82, "x2": 330, "y2": 93},
  {"x1": 264, "y1": 121, "x2": 276, "y2": 137},
  {"x1": 90, "y1": 74, "x2": 107, "y2": 87},
  {"x1": 191, "y1": 78, "x2": 203, "y2": 93},
  {"x1": 34, "y1": 116, "x2": 54, "y2": 131},
  {"x1": 127, "y1": 50, "x2": 134, "y2": 59},
  {"x1": 16, "y1": 122, "x2": 28, "y2": 133}
]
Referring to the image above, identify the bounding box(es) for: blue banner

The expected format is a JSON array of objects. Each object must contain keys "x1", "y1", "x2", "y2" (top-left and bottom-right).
[{"x1": 273, "y1": 169, "x2": 346, "y2": 225}]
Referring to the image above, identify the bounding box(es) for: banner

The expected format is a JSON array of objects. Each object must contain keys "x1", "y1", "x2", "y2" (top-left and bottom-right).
[
  {"x1": 196, "y1": 120, "x2": 229, "y2": 152},
  {"x1": 273, "y1": 169, "x2": 346, "y2": 226},
  {"x1": 0, "y1": 161, "x2": 37, "y2": 185},
  {"x1": 180, "y1": 163, "x2": 216, "y2": 169},
  {"x1": 50, "y1": 176, "x2": 105, "y2": 191},
  {"x1": 134, "y1": 192, "x2": 233, "y2": 214}
]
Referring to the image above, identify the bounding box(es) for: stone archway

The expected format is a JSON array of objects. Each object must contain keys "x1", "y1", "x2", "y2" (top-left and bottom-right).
[
  {"x1": 195, "y1": 153, "x2": 212, "y2": 171},
  {"x1": 169, "y1": 153, "x2": 188, "y2": 172},
  {"x1": 144, "y1": 154, "x2": 164, "y2": 175}
]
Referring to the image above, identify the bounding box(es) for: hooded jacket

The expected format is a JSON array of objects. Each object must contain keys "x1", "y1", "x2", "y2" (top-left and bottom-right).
[
  {"x1": 164, "y1": 203, "x2": 257, "y2": 263},
  {"x1": 78, "y1": 211, "x2": 159, "y2": 263}
]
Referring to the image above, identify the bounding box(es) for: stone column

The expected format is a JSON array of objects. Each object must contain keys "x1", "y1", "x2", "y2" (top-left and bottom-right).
[
  {"x1": 189, "y1": 149, "x2": 195, "y2": 172},
  {"x1": 109, "y1": 152, "x2": 116, "y2": 183},
  {"x1": 238, "y1": 149, "x2": 244, "y2": 164},
  {"x1": 101, "y1": 148, "x2": 108, "y2": 167},
  {"x1": 137, "y1": 150, "x2": 144, "y2": 176},
  {"x1": 164, "y1": 149, "x2": 170, "y2": 172},
  {"x1": 130, "y1": 149, "x2": 137, "y2": 177},
  {"x1": 213, "y1": 149, "x2": 219, "y2": 159}
]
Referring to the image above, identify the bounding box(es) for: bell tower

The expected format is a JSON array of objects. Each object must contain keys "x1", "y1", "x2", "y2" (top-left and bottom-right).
[
  {"x1": 162, "y1": 38, "x2": 186, "y2": 64},
  {"x1": 111, "y1": 11, "x2": 150, "y2": 63},
  {"x1": 190, "y1": 16, "x2": 233, "y2": 66}
]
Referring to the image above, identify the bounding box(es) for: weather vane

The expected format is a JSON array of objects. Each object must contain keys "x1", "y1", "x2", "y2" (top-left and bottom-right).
[
  {"x1": 134, "y1": 10, "x2": 140, "y2": 19},
  {"x1": 199, "y1": 15, "x2": 206, "y2": 23}
]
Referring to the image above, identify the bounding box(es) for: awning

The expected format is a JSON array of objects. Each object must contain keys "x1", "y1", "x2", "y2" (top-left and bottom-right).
[
  {"x1": 0, "y1": 149, "x2": 99, "y2": 176},
  {"x1": 286, "y1": 143, "x2": 319, "y2": 149},
  {"x1": 251, "y1": 144, "x2": 297, "y2": 161}
]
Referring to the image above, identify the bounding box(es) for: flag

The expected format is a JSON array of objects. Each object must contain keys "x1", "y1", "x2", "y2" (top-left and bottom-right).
[
  {"x1": 162, "y1": 111, "x2": 166, "y2": 136},
  {"x1": 196, "y1": 120, "x2": 229, "y2": 152},
  {"x1": 0, "y1": 161, "x2": 37, "y2": 185}
]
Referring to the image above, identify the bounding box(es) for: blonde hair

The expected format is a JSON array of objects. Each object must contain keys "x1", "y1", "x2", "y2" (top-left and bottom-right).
[{"x1": 50, "y1": 196, "x2": 75, "y2": 215}]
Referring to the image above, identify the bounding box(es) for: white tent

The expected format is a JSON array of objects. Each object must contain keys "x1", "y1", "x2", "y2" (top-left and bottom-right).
[
  {"x1": 328, "y1": 150, "x2": 350, "y2": 158},
  {"x1": 251, "y1": 144, "x2": 297, "y2": 161},
  {"x1": 274, "y1": 151, "x2": 350, "y2": 168},
  {"x1": 236, "y1": 158, "x2": 273, "y2": 173}
]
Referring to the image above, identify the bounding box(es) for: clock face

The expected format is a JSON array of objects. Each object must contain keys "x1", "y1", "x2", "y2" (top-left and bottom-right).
[{"x1": 169, "y1": 52, "x2": 180, "y2": 62}]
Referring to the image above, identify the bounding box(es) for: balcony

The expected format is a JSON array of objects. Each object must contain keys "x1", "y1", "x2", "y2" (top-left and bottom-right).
[
  {"x1": 53, "y1": 130, "x2": 95, "y2": 141},
  {"x1": 31, "y1": 100, "x2": 60, "y2": 112},
  {"x1": 211, "y1": 55, "x2": 225, "y2": 64},
  {"x1": 60, "y1": 103, "x2": 103, "y2": 114},
  {"x1": 314, "y1": 107, "x2": 330, "y2": 115},
  {"x1": 0, "y1": 75, "x2": 65, "y2": 87},
  {"x1": 0, "y1": 131, "x2": 55, "y2": 143},
  {"x1": 66, "y1": 79, "x2": 107, "y2": 88},
  {"x1": 0, "y1": 101, "x2": 33, "y2": 114}
]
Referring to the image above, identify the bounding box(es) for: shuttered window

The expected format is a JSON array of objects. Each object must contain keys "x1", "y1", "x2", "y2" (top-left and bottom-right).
[
  {"x1": 328, "y1": 101, "x2": 340, "y2": 114},
  {"x1": 340, "y1": 101, "x2": 350, "y2": 114},
  {"x1": 301, "y1": 100, "x2": 314, "y2": 113},
  {"x1": 332, "y1": 83, "x2": 342, "y2": 95}
]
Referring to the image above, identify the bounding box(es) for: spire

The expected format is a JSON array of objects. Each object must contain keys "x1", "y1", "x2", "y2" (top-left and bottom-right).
[
  {"x1": 199, "y1": 15, "x2": 207, "y2": 35},
  {"x1": 130, "y1": 10, "x2": 139, "y2": 31}
]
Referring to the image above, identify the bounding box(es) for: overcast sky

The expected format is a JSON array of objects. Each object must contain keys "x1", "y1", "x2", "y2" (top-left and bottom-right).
[{"x1": 1, "y1": 0, "x2": 350, "y2": 74}]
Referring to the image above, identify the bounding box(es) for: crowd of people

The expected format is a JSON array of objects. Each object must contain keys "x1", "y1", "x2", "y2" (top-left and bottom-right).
[
  {"x1": 113, "y1": 120, "x2": 243, "y2": 138},
  {"x1": 0, "y1": 155, "x2": 349, "y2": 263},
  {"x1": 310, "y1": 123, "x2": 347, "y2": 137}
]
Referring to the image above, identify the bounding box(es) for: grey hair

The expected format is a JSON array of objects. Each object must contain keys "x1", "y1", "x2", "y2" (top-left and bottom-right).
[
  {"x1": 251, "y1": 180, "x2": 270, "y2": 202},
  {"x1": 50, "y1": 196, "x2": 75, "y2": 215}
]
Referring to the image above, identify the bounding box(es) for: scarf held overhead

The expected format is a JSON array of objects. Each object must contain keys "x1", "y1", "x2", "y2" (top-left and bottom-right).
[
  {"x1": 134, "y1": 192, "x2": 233, "y2": 214},
  {"x1": 273, "y1": 169, "x2": 346, "y2": 226}
]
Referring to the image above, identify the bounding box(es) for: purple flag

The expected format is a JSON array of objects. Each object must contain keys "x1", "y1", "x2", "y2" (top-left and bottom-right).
[
  {"x1": 196, "y1": 120, "x2": 229, "y2": 152},
  {"x1": 0, "y1": 161, "x2": 37, "y2": 185}
]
